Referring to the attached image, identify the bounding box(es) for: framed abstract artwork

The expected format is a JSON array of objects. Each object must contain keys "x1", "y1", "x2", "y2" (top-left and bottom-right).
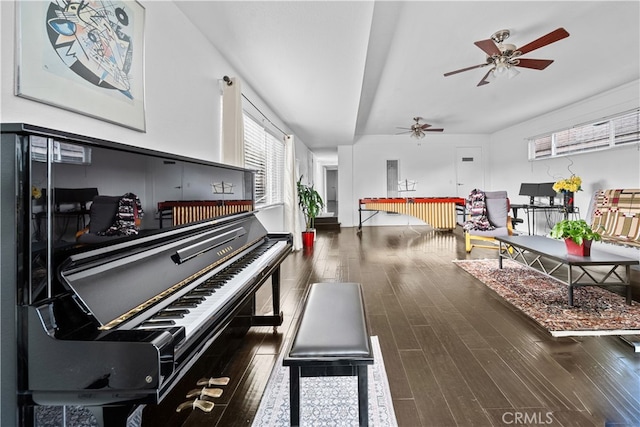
[{"x1": 16, "y1": 1, "x2": 146, "y2": 132}]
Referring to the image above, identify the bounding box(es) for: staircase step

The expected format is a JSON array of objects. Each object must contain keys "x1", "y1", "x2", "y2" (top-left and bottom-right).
[
  {"x1": 315, "y1": 221, "x2": 341, "y2": 232},
  {"x1": 314, "y1": 216, "x2": 339, "y2": 224}
]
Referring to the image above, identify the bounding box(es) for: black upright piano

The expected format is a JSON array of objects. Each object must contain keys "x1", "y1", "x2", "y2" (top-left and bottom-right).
[{"x1": 0, "y1": 124, "x2": 292, "y2": 426}]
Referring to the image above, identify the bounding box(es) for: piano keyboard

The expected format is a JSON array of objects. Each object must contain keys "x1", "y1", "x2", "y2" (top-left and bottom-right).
[{"x1": 138, "y1": 239, "x2": 287, "y2": 337}]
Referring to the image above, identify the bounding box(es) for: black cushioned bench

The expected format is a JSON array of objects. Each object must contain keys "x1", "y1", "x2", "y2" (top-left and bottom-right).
[{"x1": 283, "y1": 282, "x2": 373, "y2": 426}]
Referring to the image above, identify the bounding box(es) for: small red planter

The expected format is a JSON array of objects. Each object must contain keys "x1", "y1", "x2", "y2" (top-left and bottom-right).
[
  {"x1": 564, "y1": 238, "x2": 592, "y2": 256},
  {"x1": 302, "y1": 231, "x2": 315, "y2": 248}
]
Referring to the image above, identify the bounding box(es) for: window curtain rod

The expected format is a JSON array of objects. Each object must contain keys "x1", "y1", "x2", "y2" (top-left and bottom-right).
[{"x1": 223, "y1": 75, "x2": 287, "y2": 137}]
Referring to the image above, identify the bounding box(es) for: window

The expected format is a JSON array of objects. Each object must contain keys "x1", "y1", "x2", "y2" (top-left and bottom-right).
[
  {"x1": 243, "y1": 112, "x2": 284, "y2": 206},
  {"x1": 31, "y1": 136, "x2": 92, "y2": 165},
  {"x1": 528, "y1": 109, "x2": 640, "y2": 160}
]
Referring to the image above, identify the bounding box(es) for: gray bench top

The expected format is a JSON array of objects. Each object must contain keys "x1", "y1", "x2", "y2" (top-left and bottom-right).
[{"x1": 285, "y1": 282, "x2": 371, "y2": 361}]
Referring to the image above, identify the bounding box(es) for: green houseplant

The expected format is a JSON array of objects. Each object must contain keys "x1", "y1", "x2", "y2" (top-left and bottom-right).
[
  {"x1": 549, "y1": 219, "x2": 601, "y2": 256},
  {"x1": 297, "y1": 176, "x2": 324, "y2": 247}
]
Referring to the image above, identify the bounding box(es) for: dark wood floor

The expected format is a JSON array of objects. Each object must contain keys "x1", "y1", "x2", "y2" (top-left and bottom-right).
[{"x1": 172, "y1": 225, "x2": 640, "y2": 427}]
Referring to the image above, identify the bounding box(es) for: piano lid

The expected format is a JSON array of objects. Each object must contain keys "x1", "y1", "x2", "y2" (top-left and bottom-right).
[{"x1": 59, "y1": 212, "x2": 268, "y2": 330}]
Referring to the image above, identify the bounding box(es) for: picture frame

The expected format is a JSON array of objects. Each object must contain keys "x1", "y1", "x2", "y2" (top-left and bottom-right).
[{"x1": 15, "y1": 1, "x2": 146, "y2": 132}]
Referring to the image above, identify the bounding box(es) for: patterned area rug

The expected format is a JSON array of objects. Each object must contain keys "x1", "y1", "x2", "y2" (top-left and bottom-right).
[
  {"x1": 252, "y1": 336, "x2": 397, "y2": 427},
  {"x1": 454, "y1": 258, "x2": 640, "y2": 337}
]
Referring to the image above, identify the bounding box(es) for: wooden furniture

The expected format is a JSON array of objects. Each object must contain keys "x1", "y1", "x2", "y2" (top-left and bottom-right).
[
  {"x1": 496, "y1": 235, "x2": 638, "y2": 306},
  {"x1": 358, "y1": 197, "x2": 465, "y2": 231},
  {"x1": 283, "y1": 282, "x2": 373, "y2": 427}
]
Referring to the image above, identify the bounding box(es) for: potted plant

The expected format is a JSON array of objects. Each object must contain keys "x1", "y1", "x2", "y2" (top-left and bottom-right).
[
  {"x1": 549, "y1": 219, "x2": 601, "y2": 256},
  {"x1": 297, "y1": 176, "x2": 324, "y2": 248}
]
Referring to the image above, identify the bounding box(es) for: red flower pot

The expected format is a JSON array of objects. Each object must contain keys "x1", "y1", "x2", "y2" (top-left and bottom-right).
[
  {"x1": 302, "y1": 231, "x2": 314, "y2": 248},
  {"x1": 564, "y1": 238, "x2": 592, "y2": 256}
]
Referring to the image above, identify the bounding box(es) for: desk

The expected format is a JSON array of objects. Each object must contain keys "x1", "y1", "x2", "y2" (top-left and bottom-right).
[
  {"x1": 510, "y1": 204, "x2": 571, "y2": 235},
  {"x1": 496, "y1": 235, "x2": 638, "y2": 306}
]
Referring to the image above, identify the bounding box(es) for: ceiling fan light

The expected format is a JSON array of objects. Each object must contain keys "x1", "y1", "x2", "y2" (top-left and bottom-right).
[
  {"x1": 411, "y1": 130, "x2": 425, "y2": 139},
  {"x1": 494, "y1": 62, "x2": 509, "y2": 77},
  {"x1": 507, "y1": 66, "x2": 520, "y2": 79}
]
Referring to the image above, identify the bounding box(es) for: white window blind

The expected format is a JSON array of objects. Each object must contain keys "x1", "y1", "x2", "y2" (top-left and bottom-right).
[
  {"x1": 613, "y1": 109, "x2": 640, "y2": 145},
  {"x1": 532, "y1": 135, "x2": 552, "y2": 158},
  {"x1": 529, "y1": 109, "x2": 640, "y2": 160},
  {"x1": 243, "y1": 113, "x2": 284, "y2": 206}
]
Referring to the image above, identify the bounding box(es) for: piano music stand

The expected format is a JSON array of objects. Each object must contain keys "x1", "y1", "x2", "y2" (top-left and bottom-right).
[{"x1": 397, "y1": 180, "x2": 419, "y2": 234}]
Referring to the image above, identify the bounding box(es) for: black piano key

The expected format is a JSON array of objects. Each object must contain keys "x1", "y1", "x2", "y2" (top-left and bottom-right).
[
  {"x1": 203, "y1": 280, "x2": 224, "y2": 287},
  {"x1": 201, "y1": 282, "x2": 221, "y2": 289},
  {"x1": 154, "y1": 311, "x2": 187, "y2": 319},
  {"x1": 141, "y1": 319, "x2": 176, "y2": 327},
  {"x1": 179, "y1": 295, "x2": 205, "y2": 303},
  {"x1": 188, "y1": 289, "x2": 213, "y2": 296},
  {"x1": 163, "y1": 307, "x2": 191, "y2": 313},
  {"x1": 169, "y1": 301, "x2": 198, "y2": 308}
]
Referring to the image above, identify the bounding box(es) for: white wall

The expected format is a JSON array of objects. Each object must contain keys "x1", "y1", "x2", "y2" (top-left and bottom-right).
[
  {"x1": 489, "y1": 80, "x2": 640, "y2": 235},
  {"x1": 339, "y1": 133, "x2": 489, "y2": 227},
  {"x1": 255, "y1": 205, "x2": 285, "y2": 232},
  {"x1": 338, "y1": 145, "x2": 354, "y2": 226}
]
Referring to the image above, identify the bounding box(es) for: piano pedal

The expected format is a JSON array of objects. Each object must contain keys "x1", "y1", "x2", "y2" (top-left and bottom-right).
[
  {"x1": 196, "y1": 376, "x2": 230, "y2": 387},
  {"x1": 186, "y1": 387, "x2": 223, "y2": 399},
  {"x1": 176, "y1": 399, "x2": 215, "y2": 413}
]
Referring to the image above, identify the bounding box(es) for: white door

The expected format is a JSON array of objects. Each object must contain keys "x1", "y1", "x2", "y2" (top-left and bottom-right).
[
  {"x1": 151, "y1": 159, "x2": 183, "y2": 206},
  {"x1": 455, "y1": 147, "x2": 483, "y2": 199}
]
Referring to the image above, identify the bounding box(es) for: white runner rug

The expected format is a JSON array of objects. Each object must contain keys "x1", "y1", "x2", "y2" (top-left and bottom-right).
[{"x1": 252, "y1": 336, "x2": 398, "y2": 427}]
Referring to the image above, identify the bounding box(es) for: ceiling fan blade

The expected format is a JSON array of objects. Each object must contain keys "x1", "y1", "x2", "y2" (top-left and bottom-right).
[
  {"x1": 477, "y1": 69, "x2": 493, "y2": 86},
  {"x1": 515, "y1": 58, "x2": 554, "y2": 70},
  {"x1": 474, "y1": 39, "x2": 501, "y2": 56},
  {"x1": 419, "y1": 124, "x2": 432, "y2": 130},
  {"x1": 517, "y1": 27, "x2": 570, "y2": 55},
  {"x1": 424, "y1": 128, "x2": 444, "y2": 132},
  {"x1": 444, "y1": 63, "x2": 488, "y2": 77}
]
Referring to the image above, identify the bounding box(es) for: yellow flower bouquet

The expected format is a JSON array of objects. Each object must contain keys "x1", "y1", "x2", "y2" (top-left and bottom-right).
[
  {"x1": 552, "y1": 175, "x2": 582, "y2": 193},
  {"x1": 31, "y1": 186, "x2": 42, "y2": 199}
]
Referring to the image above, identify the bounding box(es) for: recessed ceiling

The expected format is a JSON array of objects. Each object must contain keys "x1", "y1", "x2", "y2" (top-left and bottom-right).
[{"x1": 175, "y1": 1, "x2": 640, "y2": 151}]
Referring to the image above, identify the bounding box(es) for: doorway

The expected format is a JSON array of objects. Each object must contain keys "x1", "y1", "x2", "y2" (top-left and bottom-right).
[
  {"x1": 455, "y1": 147, "x2": 483, "y2": 199},
  {"x1": 325, "y1": 168, "x2": 338, "y2": 216},
  {"x1": 386, "y1": 159, "x2": 399, "y2": 197}
]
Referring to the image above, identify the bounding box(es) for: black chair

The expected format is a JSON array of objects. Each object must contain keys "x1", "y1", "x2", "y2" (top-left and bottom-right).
[
  {"x1": 54, "y1": 187, "x2": 99, "y2": 230},
  {"x1": 76, "y1": 195, "x2": 121, "y2": 243},
  {"x1": 76, "y1": 194, "x2": 143, "y2": 243}
]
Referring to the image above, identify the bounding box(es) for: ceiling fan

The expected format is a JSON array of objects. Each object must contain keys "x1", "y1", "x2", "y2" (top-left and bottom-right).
[
  {"x1": 444, "y1": 27, "x2": 570, "y2": 87},
  {"x1": 397, "y1": 117, "x2": 444, "y2": 139}
]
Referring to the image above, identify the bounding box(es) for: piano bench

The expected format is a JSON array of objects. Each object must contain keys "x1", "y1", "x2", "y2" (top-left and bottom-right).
[{"x1": 283, "y1": 282, "x2": 373, "y2": 427}]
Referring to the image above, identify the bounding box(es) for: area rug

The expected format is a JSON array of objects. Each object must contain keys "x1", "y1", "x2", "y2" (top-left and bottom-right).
[
  {"x1": 252, "y1": 336, "x2": 397, "y2": 427},
  {"x1": 453, "y1": 258, "x2": 640, "y2": 337}
]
